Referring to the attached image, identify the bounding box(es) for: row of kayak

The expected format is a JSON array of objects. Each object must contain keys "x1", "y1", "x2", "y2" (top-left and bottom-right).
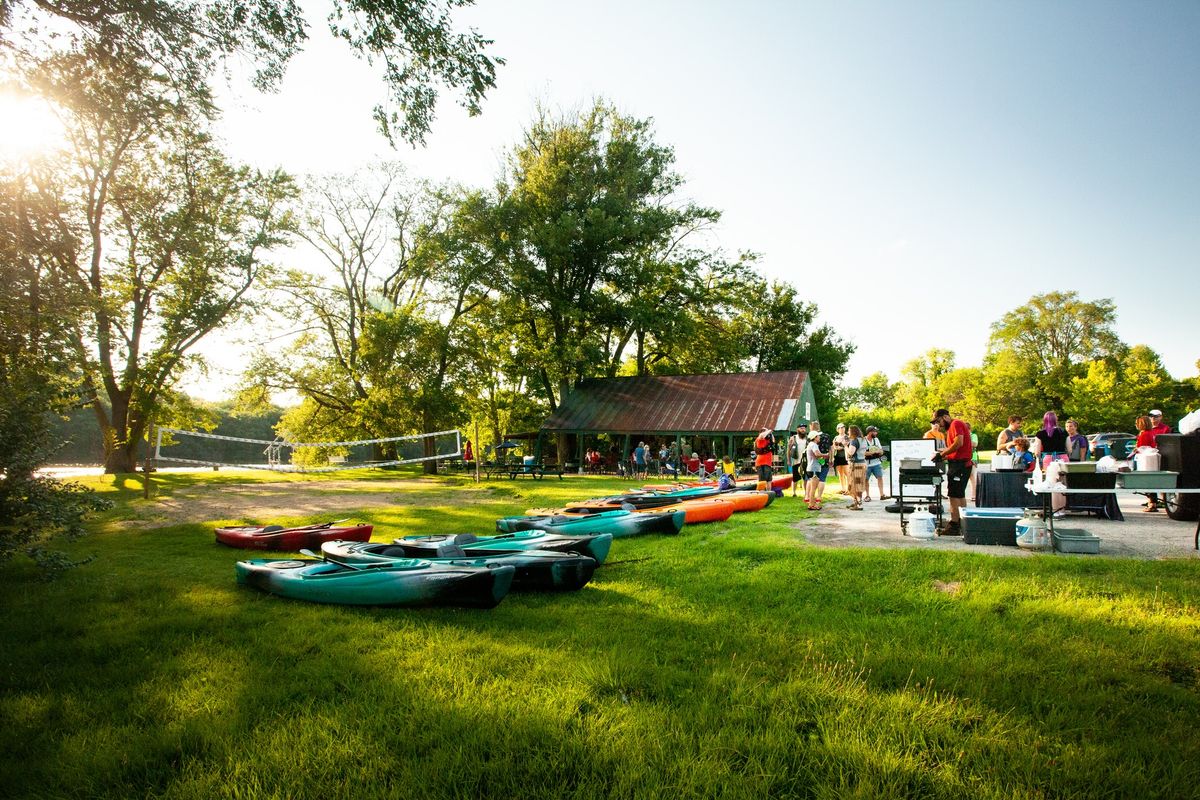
[{"x1": 228, "y1": 475, "x2": 790, "y2": 608}]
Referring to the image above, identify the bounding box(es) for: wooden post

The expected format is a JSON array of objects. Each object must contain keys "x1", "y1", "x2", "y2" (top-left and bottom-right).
[{"x1": 473, "y1": 419, "x2": 481, "y2": 484}]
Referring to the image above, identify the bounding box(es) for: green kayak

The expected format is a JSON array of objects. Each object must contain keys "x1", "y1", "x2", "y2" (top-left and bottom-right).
[
  {"x1": 235, "y1": 557, "x2": 515, "y2": 608},
  {"x1": 393, "y1": 530, "x2": 613, "y2": 565},
  {"x1": 496, "y1": 508, "x2": 685, "y2": 538},
  {"x1": 322, "y1": 540, "x2": 596, "y2": 591}
]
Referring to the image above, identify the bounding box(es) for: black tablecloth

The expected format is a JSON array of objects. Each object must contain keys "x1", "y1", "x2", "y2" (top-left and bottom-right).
[
  {"x1": 1064, "y1": 492, "x2": 1124, "y2": 520},
  {"x1": 975, "y1": 471, "x2": 1038, "y2": 508},
  {"x1": 974, "y1": 470, "x2": 1123, "y2": 520}
]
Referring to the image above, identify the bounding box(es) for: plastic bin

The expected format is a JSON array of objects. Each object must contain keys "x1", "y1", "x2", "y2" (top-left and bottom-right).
[
  {"x1": 1052, "y1": 529, "x2": 1100, "y2": 554},
  {"x1": 1060, "y1": 462, "x2": 1097, "y2": 474},
  {"x1": 962, "y1": 508, "x2": 1022, "y2": 546},
  {"x1": 1117, "y1": 471, "x2": 1179, "y2": 489}
]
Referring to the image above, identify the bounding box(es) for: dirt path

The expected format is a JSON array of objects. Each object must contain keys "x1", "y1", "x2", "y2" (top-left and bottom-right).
[{"x1": 130, "y1": 478, "x2": 495, "y2": 527}]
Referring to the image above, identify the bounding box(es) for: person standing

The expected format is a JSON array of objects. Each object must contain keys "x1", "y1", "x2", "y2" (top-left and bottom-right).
[
  {"x1": 923, "y1": 420, "x2": 946, "y2": 446},
  {"x1": 754, "y1": 427, "x2": 775, "y2": 491},
  {"x1": 831, "y1": 423, "x2": 850, "y2": 494},
  {"x1": 845, "y1": 425, "x2": 867, "y2": 510},
  {"x1": 805, "y1": 430, "x2": 831, "y2": 510},
  {"x1": 786, "y1": 422, "x2": 809, "y2": 497},
  {"x1": 1149, "y1": 410, "x2": 1171, "y2": 437},
  {"x1": 862, "y1": 425, "x2": 886, "y2": 501},
  {"x1": 996, "y1": 415, "x2": 1024, "y2": 455},
  {"x1": 1065, "y1": 419, "x2": 1090, "y2": 461},
  {"x1": 930, "y1": 408, "x2": 973, "y2": 535},
  {"x1": 1134, "y1": 415, "x2": 1163, "y2": 512},
  {"x1": 634, "y1": 441, "x2": 647, "y2": 479},
  {"x1": 1034, "y1": 411, "x2": 1068, "y2": 460}
]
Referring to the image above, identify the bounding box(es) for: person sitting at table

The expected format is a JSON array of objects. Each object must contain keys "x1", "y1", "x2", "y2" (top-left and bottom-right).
[
  {"x1": 1065, "y1": 419, "x2": 1089, "y2": 461},
  {"x1": 1012, "y1": 437, "x2": 1036, "y2": 472},
  {"x1": 996, "y1": 415, "x2": 1024, "y2": 454}
]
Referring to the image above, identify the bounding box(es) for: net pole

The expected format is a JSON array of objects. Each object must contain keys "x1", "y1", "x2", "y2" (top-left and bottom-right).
[{"x1": 473, "y1": 419, "x2": 481, "y2": 484}]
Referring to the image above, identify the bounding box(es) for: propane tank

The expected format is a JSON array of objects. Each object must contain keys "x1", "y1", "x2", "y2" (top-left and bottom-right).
[{"x1": 908, "y1": 507, "x2": 936, "y2": 539}]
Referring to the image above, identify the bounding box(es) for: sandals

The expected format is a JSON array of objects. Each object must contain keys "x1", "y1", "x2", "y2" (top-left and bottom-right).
[{"x1": 1143, "y1": 505, "x2": 1160, "y2": 513}]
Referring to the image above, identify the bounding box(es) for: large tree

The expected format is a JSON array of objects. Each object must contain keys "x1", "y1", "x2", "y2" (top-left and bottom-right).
[
  {"x1": 987, "y1": 291, "x2": 1124, "y2": 411},
  {"x1": 0, "y1": 159, "x2": 110, "y2": 571},
  {"x1": 494, "y1": 102, "x2": 727, "y2": 410},
  {"x1": 1, "y1": 0, "x2": 501, "y2": 144},
  {"x1": 22, "y1": 52, "x2": 296, "y2": 472},
  {"x1": 740, "y1": 279, "x2": 854, "y2": 419}
]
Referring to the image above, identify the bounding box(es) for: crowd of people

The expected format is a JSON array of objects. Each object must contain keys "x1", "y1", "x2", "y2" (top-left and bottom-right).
[{"x1": 564, "y1": 405, "x2": 1176, "y2": 521}]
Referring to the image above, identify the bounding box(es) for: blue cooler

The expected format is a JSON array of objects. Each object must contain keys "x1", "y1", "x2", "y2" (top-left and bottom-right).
[{"x1": 962, "y1": 507, "x2": 1023, "y2": 546}]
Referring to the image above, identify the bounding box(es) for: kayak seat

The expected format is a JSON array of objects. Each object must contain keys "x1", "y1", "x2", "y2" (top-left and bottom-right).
[
  {"x1": 452, "y1": 533, "x2": 479, "y2": 545},
  {"x1": 262, "y1": 525, "x2": 285, "y2": 533}
]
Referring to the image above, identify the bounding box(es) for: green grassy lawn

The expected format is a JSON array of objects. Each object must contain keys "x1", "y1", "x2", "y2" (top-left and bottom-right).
[{"x1": 2, "y1": 470, "x2": 1198, "y2": 799}]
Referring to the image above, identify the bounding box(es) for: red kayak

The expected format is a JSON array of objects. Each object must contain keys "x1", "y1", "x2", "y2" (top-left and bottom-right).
[{"x1": 215, "y1": 522, "x2": 373, "y2": 551}]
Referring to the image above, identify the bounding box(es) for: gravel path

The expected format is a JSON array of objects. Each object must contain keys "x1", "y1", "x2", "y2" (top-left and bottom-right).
[{"x1": 796, "y1": 489, "x2": 1200, "y2": 559}]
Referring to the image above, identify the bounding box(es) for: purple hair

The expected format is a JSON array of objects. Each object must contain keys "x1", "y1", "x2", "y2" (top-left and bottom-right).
[{"x1": 1043, "y1": 411, "x2": 1058, "y2": 435}]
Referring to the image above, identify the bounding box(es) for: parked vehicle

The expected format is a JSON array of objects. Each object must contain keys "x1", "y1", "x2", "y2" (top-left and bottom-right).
[{"x1": 1087, "y1": 432, "x2": 1135, "y2": 459}]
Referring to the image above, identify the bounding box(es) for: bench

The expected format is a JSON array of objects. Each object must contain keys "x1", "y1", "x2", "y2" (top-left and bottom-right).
[{"x1": 507, "y1": 462, "x2": 565, "y2": 480}]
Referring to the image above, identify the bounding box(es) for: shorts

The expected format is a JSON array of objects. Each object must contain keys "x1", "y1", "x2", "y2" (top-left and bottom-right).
[
  {"x1": 946, "y1": 459, "x2": 972, "y2": 499},
  {"x1": 757, "y1": 465, "x2": 773, "y2": 483},
  {"x1": 791, "y1": 463, "x2": 805, "y2": 482},
  {"x1": 833, "y1": 454, "x2": 848, "y2": 467},
  {"x1": 808, "y1": 462, "x2": 830, "y2": 482},
  {"x1": 866, "y1": 463, "x2": 883, "y2": 479}
]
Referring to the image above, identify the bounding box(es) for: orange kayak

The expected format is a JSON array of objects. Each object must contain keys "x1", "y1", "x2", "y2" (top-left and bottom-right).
[
  {"x1": 641, "y1": 475, "x2": 793, "y2": 493},
  {"x1": 528, "y1": 496, "x2": 735, "y2": 524}
]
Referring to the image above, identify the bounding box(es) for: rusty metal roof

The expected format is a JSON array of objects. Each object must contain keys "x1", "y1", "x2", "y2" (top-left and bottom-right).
[{"x1": 541, "y1": 371, "x2": 813, "y2": 434}]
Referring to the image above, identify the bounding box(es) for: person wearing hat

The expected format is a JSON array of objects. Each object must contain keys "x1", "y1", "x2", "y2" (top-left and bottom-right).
[
  {"x1": 804, "y1": 429, "x2": 831, "y2": 510},
  {"x1": 786, "y1": 421, "x2": 809, "y2": 497},
  {"x1": 1149, "y1": 410, "x2": 1171, "y2": 438},
  {"x1": 862, "y1": 425, "x2": 886, "y2": 501},
  {"x1": 929, "y1": 407, "x2": 973, "y2": 534}
]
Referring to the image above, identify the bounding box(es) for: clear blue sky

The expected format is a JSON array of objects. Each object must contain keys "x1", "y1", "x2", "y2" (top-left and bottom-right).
[{"x1": 208, "y1": 0, "x2": 1200, "y2": 397}]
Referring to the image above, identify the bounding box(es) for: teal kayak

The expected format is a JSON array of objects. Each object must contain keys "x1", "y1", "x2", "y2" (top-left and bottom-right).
[
  {"x1": 496, "y1": 508, "x2": 685, "y2": 538},
  {"x1": 322, "y1": 540, "x2": 596, "y2": 591},
  {"x1": 235, "y1": 557, "x2": 515, "y2": 608},
  {"x1": 393, "y1": 531, "x2": 613, "y2": 565}
]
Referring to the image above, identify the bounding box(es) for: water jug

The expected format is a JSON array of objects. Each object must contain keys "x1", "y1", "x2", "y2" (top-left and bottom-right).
[
  {"x1": 908, "y1": 508, "x2": 936, "y2": 539},
  {"x1": 1133, "y1": 447, "x2": 1161, "y2": 472}
]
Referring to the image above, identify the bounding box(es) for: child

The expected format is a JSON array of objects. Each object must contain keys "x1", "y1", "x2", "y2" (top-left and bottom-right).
[{"x1": 1013, "y1": 437, "x2": 1036, "y2": 472}]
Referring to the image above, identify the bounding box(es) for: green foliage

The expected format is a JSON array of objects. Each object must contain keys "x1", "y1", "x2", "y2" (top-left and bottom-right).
[
  {"x1": 987, "y1": 291, "x2": 1123, "y2": 411},
  {"x1": 741, "y1": 280, "x2": 855, "y2": 417},
  {"x1": 1, "y1": 0, "x2": 501, "y2": 144}
]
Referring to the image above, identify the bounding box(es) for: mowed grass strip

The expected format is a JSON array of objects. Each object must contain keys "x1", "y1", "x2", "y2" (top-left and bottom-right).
[{"x1": 1, "y1": 470, "x2": 1198, "y2": 799}]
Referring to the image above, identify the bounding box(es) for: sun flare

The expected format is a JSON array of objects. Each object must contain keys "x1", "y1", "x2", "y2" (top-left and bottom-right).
[{"x1": 0, "y1": 91, "x2": 65, "y2": 160}]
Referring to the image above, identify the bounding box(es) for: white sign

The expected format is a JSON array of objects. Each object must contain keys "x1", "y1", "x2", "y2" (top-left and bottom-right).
[{"x1": 889, "y1": 438, "x2": 939, "y2": 499}]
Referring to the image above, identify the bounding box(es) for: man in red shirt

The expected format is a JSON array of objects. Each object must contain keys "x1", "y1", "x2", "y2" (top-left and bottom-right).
[
  {"x1": 930, "y1": 407, "x2": 973, "y2": 535},
  {"x1": 1149, "y1": 410, "x2": 1171, "y2": 438}
]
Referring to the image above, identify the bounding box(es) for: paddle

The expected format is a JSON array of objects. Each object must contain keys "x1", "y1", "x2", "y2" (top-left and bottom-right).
[{"x1": 299, "y1": 547, "x2": 371, "y2": 571}]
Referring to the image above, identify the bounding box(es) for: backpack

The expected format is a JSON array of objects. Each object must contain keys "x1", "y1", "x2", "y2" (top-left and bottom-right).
[{"x1": 818, "y1": 432, "x2": 833, "y2": 453}]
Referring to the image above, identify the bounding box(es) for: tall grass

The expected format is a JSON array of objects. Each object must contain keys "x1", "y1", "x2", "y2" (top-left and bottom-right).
[{"x1": 1, "y1": 470, "x2": 1197, "y2": 798}]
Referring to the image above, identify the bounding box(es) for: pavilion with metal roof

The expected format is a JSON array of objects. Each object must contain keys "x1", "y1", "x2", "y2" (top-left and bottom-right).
[{"x1": 537, "y1": 370, "x2": 819, "y2": 468}]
